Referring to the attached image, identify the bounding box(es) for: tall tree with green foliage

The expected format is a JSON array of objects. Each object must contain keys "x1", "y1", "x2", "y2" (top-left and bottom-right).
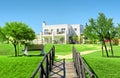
[
  {"x1": 72, "y1": 35, "x2": 78, "y2": 43},
  {"x1": 83, "y1": 13, "x2": 115, "y2": 57},
  {"x1": 1, "y1": 22, "x2": 35, "y2": 56},
  {"x1": 83, "y1": 23, "x2": 99, "y2": 44},
  {"x1": 116, "y1": 24, "x2": 120, "y2": 38},
  {"x1": 114, "y1": 24, "x2": 120, "y2": 45},
  {"x1": 0, "y1": 27, "x2": 8, "y2": 42}
]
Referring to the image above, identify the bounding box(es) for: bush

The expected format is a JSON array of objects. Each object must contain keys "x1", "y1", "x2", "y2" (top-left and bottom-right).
[{"x1": 113, "y1": 38, "x2": 119, "y2": 45}]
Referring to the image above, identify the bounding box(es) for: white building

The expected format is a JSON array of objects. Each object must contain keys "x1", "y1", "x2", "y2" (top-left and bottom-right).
[{"x1": 39, "y1": 21, "x2": 84, "y2": 44}]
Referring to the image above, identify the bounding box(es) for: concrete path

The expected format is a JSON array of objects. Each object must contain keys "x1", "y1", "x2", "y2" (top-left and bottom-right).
[{"x1": 56, "y1": 50, "x2": 99, "y2": 59}]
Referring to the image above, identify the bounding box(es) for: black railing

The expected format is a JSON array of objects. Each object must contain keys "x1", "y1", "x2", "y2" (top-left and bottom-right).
[
  {"x1": 73, "y1": 46, "x2": 94, "y2": 78},
  {"x1": 30, "y1": 45, "x2": 55, "y2": 78}
]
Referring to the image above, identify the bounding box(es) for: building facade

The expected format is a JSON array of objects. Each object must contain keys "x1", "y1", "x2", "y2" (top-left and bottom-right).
[{"x1": 39, "y1": 21, "x2": 84, "y2": 44}]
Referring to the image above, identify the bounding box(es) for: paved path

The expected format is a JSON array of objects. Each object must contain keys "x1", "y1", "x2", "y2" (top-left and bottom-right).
[{"x1": 56, "y1": 50, "x2": 99, "y2": 59}]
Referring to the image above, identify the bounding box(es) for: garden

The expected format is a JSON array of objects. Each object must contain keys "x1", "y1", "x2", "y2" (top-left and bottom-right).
[{"x1": 0, "y1": 43, "x2": 120, "y2": 78}]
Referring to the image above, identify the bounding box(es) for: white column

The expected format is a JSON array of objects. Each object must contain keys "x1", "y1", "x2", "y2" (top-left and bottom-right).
[
  {"x1": 52, "y1": 31, "x2": 54, "y2": 44},
  {"x1": 65, "y1": 31, "x2": 67, "y2": 44},
  {"x1": 83, "y1": 36, "x2": 85, "y2": 44},
  {"x1": 40, "y1": 32, "x2": 42, "y2": 44}
]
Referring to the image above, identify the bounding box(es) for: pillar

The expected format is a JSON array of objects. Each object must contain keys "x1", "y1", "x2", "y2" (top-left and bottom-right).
[
  {"x1": 52, "y1": 31, "x2": 54, "y2": 44},
  {"x1": 40, "y1": 32, "x2": 43, "y2": 44},
  {"x1": 65, "y1": 31, "x2": 67, "y2": 44}
]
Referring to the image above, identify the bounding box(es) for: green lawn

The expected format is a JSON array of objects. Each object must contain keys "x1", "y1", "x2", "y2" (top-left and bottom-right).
[
  {"x1": 1, "y1": 43, "x2": 120, "y2": 78},
  {"x1": 74, "y1": 44, "x2": 101, "y2": 51},
  {"x1": 0, "y1": 56, "x2": 42, "y2": 78},
  {"x1": 0, "y1": 43, "x2": 44, "y2": 78},
  {"x1": 52, "y1": 44, "x2": 101, "y2": 55},
  {"x1": 82, "y1": 45, "x2": 120, "y2": 78},
  {"x1": 0, "y1": 44, "x2": 14, "y2": 56}
]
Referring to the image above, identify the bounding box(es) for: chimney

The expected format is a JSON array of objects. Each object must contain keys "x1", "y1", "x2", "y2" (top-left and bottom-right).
[{"x1": 42, "y1": 21, "x2": 46, "y2": 27}]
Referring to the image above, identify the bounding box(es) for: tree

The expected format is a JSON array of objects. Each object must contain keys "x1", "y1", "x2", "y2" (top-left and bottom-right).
[
  {"x1": 116, "y1": 24, "x2": 120, "y2": 38},
  {"x1": 83, "y1": 13, "x2": 115, "y2": 57},
  {"x1": 60, "y1": 37, "x2": 64, "y2": 43},
  {"x1": 0, "y1": 27, "x2": 8, "y2": 42},
  {"x1": 69, "y1": 35, "x2": 78, "y2": 44},
  {"x1": 1, "y1": 22, "x2": 35, "y2": 56},
  {"x1": 114, "y1": 24, "x2": 120, "y2": 45},
  {"x1": 83, "y1": 23, "x2": 99, "y2": 44},
  {"x1": 72, "y1": 35, "x2": 78, "y2": 43}
]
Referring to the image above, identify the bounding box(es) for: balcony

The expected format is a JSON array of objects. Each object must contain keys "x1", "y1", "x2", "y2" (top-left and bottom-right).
[
  {"x1": 44, "y1": 32, "x2": 52, "y2": 35},
  {"x1": 43, "y1": 31, "x2": 65, "y2": 36},
  {"x1": 57, "y1": 31, "x2": 65, "y2": 34}
]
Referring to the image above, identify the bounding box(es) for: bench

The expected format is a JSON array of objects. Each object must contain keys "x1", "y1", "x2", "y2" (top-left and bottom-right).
[
  {"x1": 27, "y1": 44, "x2": 44, "y2": 51},
  {"x1": 23, "y1": 44, "x2": 45, "y2": 55}
]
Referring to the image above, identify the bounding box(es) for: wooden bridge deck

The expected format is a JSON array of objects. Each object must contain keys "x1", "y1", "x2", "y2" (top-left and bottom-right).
[
  {"x1": 30, "y1": 46, "x2": 95, "y2": 78},
  {"x1": 49, "y1": 59, "x2": 78, "y2": 78}
]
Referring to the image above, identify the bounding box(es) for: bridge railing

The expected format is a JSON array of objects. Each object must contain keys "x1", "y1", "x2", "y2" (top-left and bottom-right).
[
  {"x1": 73, "y1": 46, "x2": 94, "y2": 78},
  {"x1": 30, "y1": 45, "x2": 55, "y2": 78}
]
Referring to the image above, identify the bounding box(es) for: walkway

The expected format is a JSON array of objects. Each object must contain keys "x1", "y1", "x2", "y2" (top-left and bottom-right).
[
  {"x1": 50, "y1": 50, "x2": 97, "y2": 78},
  {"x1": 50, "y1": 59, "x2": 78, "y2": 78},
  {"x1": 56, "y1": 50, "x2": 98, "y2": 59},
  {"x1": 30, "y1": 46, "x2": 95, "y2": 78}
]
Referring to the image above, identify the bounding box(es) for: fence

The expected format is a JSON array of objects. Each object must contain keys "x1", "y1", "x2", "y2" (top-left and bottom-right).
[
  {"x1": 30, "y1": 45, "x2": 55, "y2": 78},
  {"x1": 72, "y1": 46, "x2": 94, "y2": 78}
]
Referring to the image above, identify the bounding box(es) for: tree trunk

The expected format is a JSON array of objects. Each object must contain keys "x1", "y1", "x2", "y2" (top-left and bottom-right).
[
  {"x1": 17, "y1": 44, "x2": 19, "y2": 56},
  {"x1": 102, "y1": 41, "x2": 104, "y2": 56},
  {"x1": 109, "y1": 39, "x2": 114, "y2": 56},
  {"x1": 13, "y1": 44, "x2": 17, "y2": 57},
  {"x1": 103, "y1": 40, "x2": 109, "y2": 57},
  {"x1": 108, "y1": 32, "x2": 114, "y2": 56}
]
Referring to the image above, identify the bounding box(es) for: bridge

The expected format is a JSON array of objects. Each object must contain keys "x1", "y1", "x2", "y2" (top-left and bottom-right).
[{"x1": 30, "y1": 45, "x2": 95, "y2": 78}]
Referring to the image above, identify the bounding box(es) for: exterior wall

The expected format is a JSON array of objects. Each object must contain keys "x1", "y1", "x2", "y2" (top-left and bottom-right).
[
  {"x1": 71, "y1": 24, "x2": 80, "y2": 36},
  {"x1": 43, "y1": 24, "x2": 68, "y2": 36},
  {"x1": 32, "y1": 34, "x2": 41, "y2": 44},
  {"x1": 41, "y1": 21, "x2": 83, "y2": 44}
]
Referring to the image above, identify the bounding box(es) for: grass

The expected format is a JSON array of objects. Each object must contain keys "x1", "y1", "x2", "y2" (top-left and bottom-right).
[
  {"x1": 74, "y1": 44, "x2": 101, "y2": 51},
  {"x1": 0, "y1": 44, "x2": 14, "y2": 56},
  {"x1": 82, "y1": 45, "x2": 120, "y2": 78},
  {"x1": 0, "y1": 56, "x2": 42, "y2": 78},
  {"x1": 0, "y1": 43, "x2": 101, "y2": 56},
  {"x1": 0, "y1": 43, "x2": 44, "y2": 78},
  {"x1": 1, "y1": 43, "x2": 120, "y2": 78},
  {"x1": 52, "y1": 44, "x2": 73, "y2": 55},
  {"x1": 46, "y1": 44, "x2": 101, "y2": 55}
]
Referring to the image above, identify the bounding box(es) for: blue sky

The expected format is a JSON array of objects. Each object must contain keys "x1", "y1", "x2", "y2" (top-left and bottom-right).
[{"x1": 0, "y1": 0, "x2": 120, "y2": 34}]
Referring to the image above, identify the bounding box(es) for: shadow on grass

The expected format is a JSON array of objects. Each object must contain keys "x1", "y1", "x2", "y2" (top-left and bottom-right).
[
  {"x1": 9, "y1": 54, "x2": 44, "y2": 57},
  {"x1": 108, "y1": 56, "x2": 120, "y2": 58},
  {"x1": 82, "y1": 57, "x2": 98, "y2": 78},
  {"x1": 102, "y1": 55, "x2": 120, "y2": 58}
]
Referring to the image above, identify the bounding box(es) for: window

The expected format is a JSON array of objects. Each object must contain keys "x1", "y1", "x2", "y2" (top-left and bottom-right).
[
  {"x1": 61, "y1": 28, "x2": 65, "y2": 31},
  {"x1": 74, "y1": 28, "x2": 77, "y2": 31},
  {"x1": 44, "y1": 29, "x2": 48, "y2": 32},
  {"x1": 61, "y1": 28, "x2": 65, "y2": 33},
  {"x1": 51, "y1": 29, "x2": 53, "y2": 32},
  {"x1": 57, "y1": 29, "x2": 59, "y2": 33},
  {"x1": 57, "y1": 29, "x2": 59, "y2": 32},
  {"x1": 44, "y1": 29, "x2": 48, "y2": 34}
]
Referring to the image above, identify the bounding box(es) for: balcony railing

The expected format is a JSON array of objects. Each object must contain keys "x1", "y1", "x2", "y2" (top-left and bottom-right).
[
  {"x1": 44, "y1": 32, "x2": 52, "y2": 35},
  {"x1": 43, "y1": 31, "x2": 65, "y2": 35},
  {"x1": 57, "y1": 31, "x2": 65, "y2": 34}
]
